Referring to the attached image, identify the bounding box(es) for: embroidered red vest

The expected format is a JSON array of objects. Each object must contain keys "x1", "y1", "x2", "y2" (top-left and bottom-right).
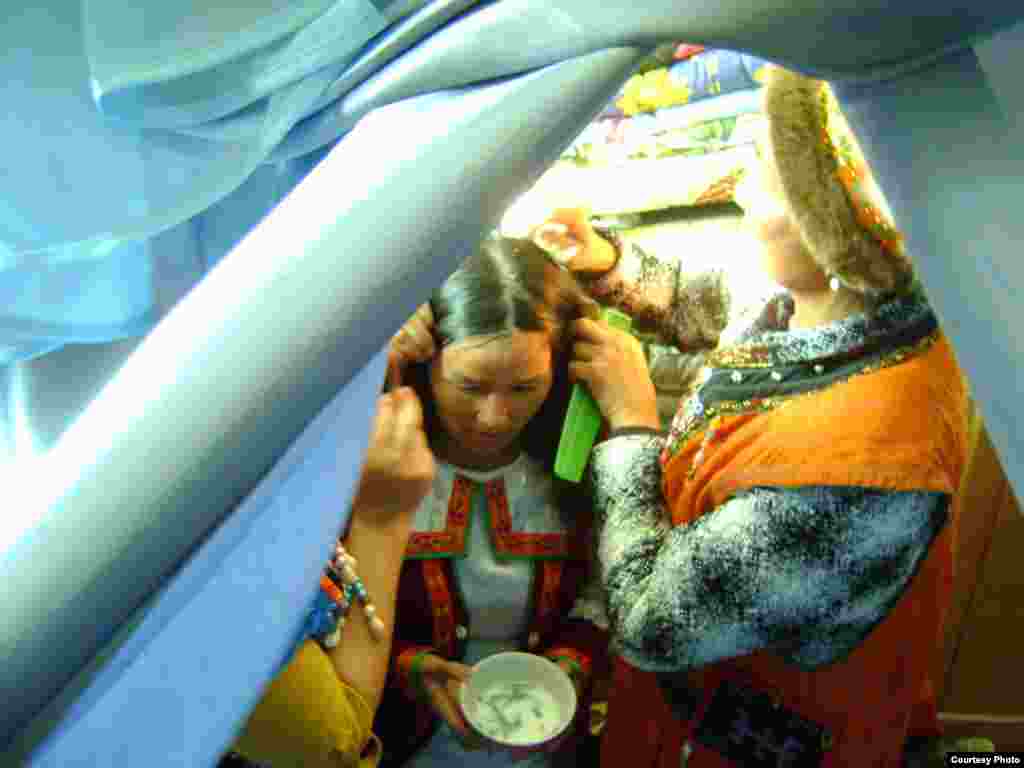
[{"x1": 374, "y1": 474, "x2": 601, "y2": 768}]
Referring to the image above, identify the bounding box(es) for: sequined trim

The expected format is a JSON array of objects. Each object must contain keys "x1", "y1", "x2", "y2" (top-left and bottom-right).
[
  {"x1": 662, "y1": 330, "x2": 940, "y2": 465},
  {"x1": 486, "y1": 478, "x2": 572, "y2": 558},
  {"x1": 405, "y1": 475, "x2": 472, "y2": 557},
  {"x1": 706, "y1": 343, "x2": 776, "y2": 369}
]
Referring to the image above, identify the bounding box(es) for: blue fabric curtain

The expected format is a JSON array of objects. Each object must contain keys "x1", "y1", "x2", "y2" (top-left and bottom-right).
[
  {"x1": 4, "y1": 1, "x2": 1023, "y2": 765},
  {"x1": 1, "y1": 0, "x2": 425, "y2": 365}
]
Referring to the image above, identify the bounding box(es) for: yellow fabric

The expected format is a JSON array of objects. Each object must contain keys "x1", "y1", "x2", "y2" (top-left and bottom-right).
[{"x1": 231, "y1": 640, "x2": 382, "y2": 768}]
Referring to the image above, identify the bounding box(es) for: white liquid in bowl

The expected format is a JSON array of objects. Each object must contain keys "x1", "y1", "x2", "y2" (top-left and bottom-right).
[{"x1": 470, "y1": 681, "x2": 564, "y2": 745}]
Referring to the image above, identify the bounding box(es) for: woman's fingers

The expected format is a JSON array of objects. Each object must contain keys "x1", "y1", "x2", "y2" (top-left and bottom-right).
[
  {"x1": 387, "y1": 303, "x2": 436, "y2": 360},
  {"x1": 531, "y1": 208, "x2": 595, "y2": 268},
  {"x1": 417, "y1": 652, "x2": 445, "y2": 675},
  {"x1": 419, "y1": 655, "x2": 474, "y2": 690},
  {"x1": 567, "y1": 317, "x2": 660, "y2": 431},
  {"x1": 567, "y1": 360, "x2": 595, "y2": 389},
  {"x1": 579, "y1": 300, "x2": 602, "y2": 321},
  {"x1": 533, "y1": 222, "x2": 570, "y2": 243},
  {"x1": 387, "y1": 303, "x2": 437, "y2": 387},
  {"x1": 572, "y1": 316, "x2": 609, "y2": 342},
  {"x1": 442, "y1": 660, "x2": 474, "y2": 685},
  {"x1": 572, "y1": 340, "x2": 601, "y2": 363},
  {"x1": 408, "y1": 304, "x2": 437, "y2": 356},
  {"x1": 419, "y1": 656, "x2": 483, "y2": 749},
  {"x1": 391, "y1": 387, "x2": 425, "y2": 440},
  {"x1": 370, "y1": 388, "x2": 396, "y2": 445},
  {"x1": 550, "y1": 207, "x2": 591, "y2": 234},
  {"x1": 351, "y1": 389, "x2": 435, "y2": 522},
  {"x1": 427, "y1": 681, "x2": 476, "y2": 744},
  {"x1": 393, "y1": 324, "x2": 435, "y2": 361},
  {"x1": 414, "y1": 302, "x2": 435, "y2": 327},
  {"x1": 444, "y1": 679, "x2": 485, "y2": 750},
  {"x1": 385, "y1": 352, "x2": 403, "y2": 391},
  {"x1": 533, "y1": 222, "x2": 580, "y2": 255}
]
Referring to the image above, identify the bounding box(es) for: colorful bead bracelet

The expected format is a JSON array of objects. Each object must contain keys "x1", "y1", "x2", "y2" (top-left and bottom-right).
[{"x1": 313, "y1": 541, "x2": 385, "y2": 649}]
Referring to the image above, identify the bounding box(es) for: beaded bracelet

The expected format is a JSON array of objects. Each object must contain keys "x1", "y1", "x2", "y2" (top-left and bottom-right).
[{"x1": 314, "y1": 541, "x2": 385, "y2": 649}]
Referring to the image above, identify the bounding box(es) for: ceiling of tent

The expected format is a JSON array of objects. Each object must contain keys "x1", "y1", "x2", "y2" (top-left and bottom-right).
[{"x1": 2, "y1": 1, "x2": 1023, "y2": 765}]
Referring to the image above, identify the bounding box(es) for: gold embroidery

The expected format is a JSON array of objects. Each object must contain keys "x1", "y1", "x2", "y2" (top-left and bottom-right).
[
  {"x1": 707, "y1": 344, "x2": 777, "y2": 369},
  {"x1": 405, "y1": 475, "x2": 473, "y2": 557},
  {"x1": 486, "y1": 478, "x2": 570, "y2": 558},
  {"x1": 421, "y1": 560, "x2": 455, "y2": 654}
]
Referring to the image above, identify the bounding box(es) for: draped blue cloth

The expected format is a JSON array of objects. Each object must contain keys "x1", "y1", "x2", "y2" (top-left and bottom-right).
[
  {"x1": 1, "y1": 1, "x2": 651, "y2": 759},
  {"x1": 3, "y1": 2, "x2": 1024, "y2": 767},
  {"x1": 1, "y1": 0, "x2": 422, "y2": 364}
]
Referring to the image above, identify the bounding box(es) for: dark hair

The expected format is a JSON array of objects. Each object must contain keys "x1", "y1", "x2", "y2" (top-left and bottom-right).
[
  {"x1": 407, "y1": 235, "x2": 596, "y2": 587},
  {"x1": 407, "y1": 235, "x2": 594, "y2": 474}
]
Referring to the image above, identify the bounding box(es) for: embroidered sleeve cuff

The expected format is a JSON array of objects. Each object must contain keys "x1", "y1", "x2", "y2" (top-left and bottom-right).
[
  {"x1": 396, "y1": 646, "x2": 436, "y2": 702},
  {"x1": 544, "y1": 647, "x2": 592, "y2": 681}
]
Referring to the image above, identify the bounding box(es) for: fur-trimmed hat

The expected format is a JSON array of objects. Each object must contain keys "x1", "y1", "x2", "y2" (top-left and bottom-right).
[{"x1": 762, "y1": 66, "x2": 914, "y2": 297}]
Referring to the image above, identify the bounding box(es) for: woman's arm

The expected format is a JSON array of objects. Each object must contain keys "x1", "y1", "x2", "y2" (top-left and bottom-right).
[
  {"x1": 586, "y1": 229, "x2": 733, "y2": 355},
  {"x1": 330, "y1": 514, "x2": 414, "y2": 714},
  {"x1": 324, "y1": 387, "x2": 434, "y2": 713},
  {"x1": 230, "y1": 388, "x2": 435, "y2": 768},
  {"x1": 534, "y1": 210, "x2": 734, "y2": 355},
  {"x1": 589, "y1": 433, "x2": 951, "y2": 672}
]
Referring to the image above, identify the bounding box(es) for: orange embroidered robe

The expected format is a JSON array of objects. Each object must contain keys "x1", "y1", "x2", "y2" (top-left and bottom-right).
[{"x1": 597, "y1": 301, "x2": 968, "y2": 768}]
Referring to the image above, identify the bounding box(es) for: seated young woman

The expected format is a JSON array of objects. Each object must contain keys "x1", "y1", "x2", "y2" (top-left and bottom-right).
[{"x1": 374, "y1": 235, "x2": 609, "y2": 768}]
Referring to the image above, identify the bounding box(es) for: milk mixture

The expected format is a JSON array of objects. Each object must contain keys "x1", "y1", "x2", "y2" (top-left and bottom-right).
[{"x1": 470, "y1": 682, "x2": 563, "y2": 745}]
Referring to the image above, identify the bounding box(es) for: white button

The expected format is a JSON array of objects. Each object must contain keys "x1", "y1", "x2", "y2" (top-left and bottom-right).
[
  {"x1": 730, "y1": 371, "x2": 744, "y2": 383},
  {"x1": 456, "y1": 625, "x2": 468, "y2": 641},
  {"x1": 813, "y1": 364, "x2": 825, "y2": 374},
  {"x1": 770, "y1": 371, "x2": 782, "y2": 382},
  {"x1": 527, "y1": 632, "x2": 540, "y2": 649}
]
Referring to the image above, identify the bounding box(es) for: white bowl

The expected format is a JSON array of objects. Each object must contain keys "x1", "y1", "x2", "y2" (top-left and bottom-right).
[{"x1": 459, "y1": 652, "x2": 578, "y2": 753}]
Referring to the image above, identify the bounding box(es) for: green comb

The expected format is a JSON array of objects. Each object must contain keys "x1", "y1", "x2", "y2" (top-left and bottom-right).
[{"x1": 554, "y1": 307, "x2": 633, "y2": 483}]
